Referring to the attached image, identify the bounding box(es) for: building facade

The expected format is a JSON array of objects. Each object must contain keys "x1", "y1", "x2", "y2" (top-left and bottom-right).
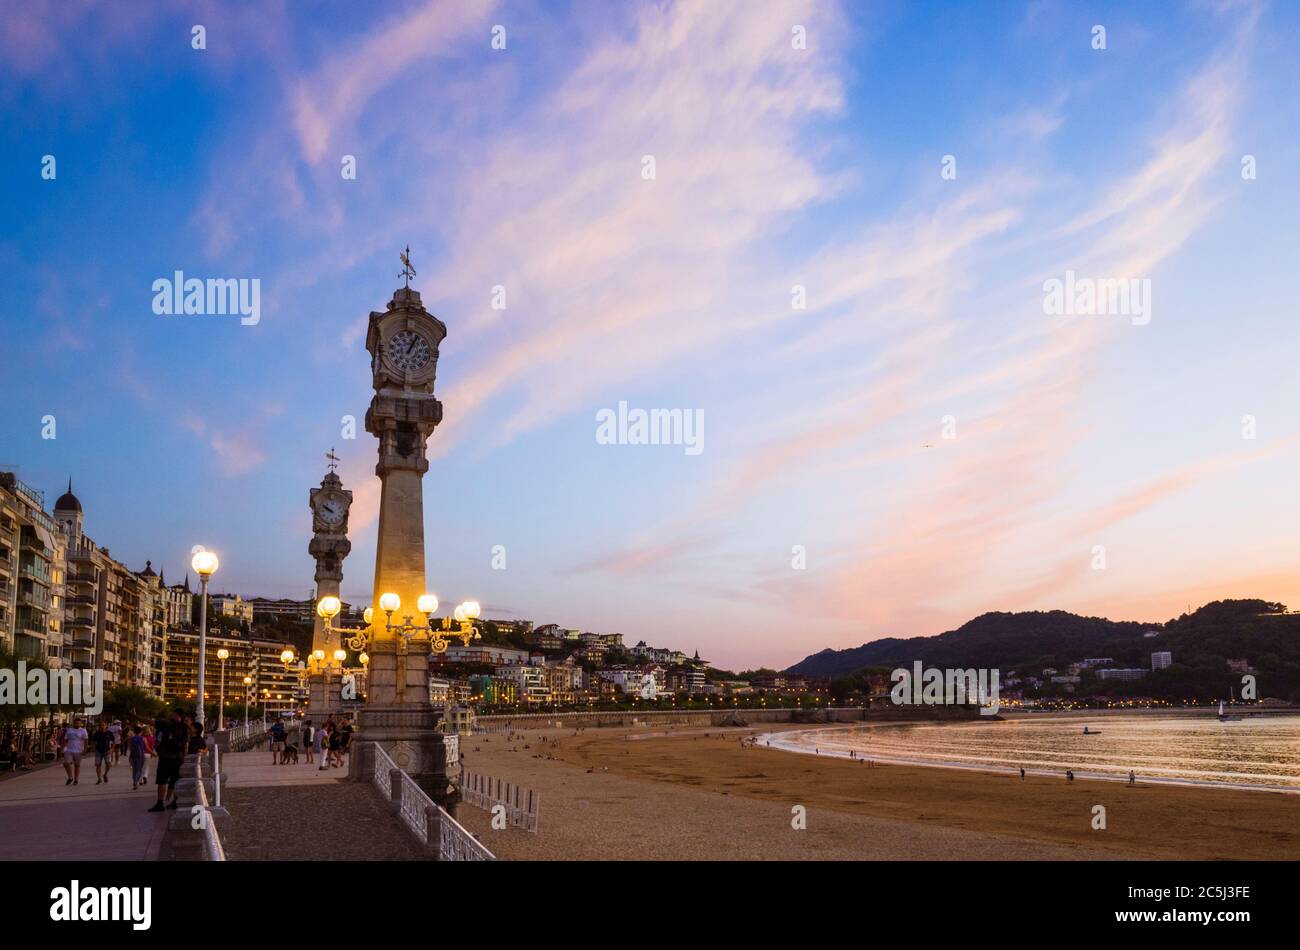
[{"x1": 0, "y1": 472, "x2": 65, "y2": 665}]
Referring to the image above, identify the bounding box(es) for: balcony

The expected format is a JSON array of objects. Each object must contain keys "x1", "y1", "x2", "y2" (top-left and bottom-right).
[
  {"x1": 66, "y1": 594, "x2": 94, "y2": 606},
  {"x1": 67, "y1": 616, "x2": 94, "y2": 628},
  {"x1": 19, "y1": 564, "x2": 50, "y2": 586},
  {"x1": 14, "y1": 634, "x2": 44, "y2": 659}
]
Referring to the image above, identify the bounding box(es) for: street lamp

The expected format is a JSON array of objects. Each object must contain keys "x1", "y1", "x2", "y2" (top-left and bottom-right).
[
  {"x1": 443, "y1": 600, "x2": 484, "y2": 648},
  {"x1": 243, "y1": 675, "x2": 253, "y2": 718},
  {"x1": 217, "y1": 647, "x2": 230, "y2": 730},
  {"x1": 191, "y1": 547, "x2": 219, "y2": 727},
  {"x1": 377, "y1": 592, "x2": 447, "y2": 652}
]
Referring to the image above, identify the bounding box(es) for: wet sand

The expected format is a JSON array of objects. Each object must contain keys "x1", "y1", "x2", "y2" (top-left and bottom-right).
[{"x1": 450, "y1": 722, "x2": 1300, "y2": 860}]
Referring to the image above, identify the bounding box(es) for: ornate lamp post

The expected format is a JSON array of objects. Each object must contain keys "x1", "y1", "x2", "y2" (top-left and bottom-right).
[
  {"x1": 242, "y1": 675, "x2": 253, "y2": 719},
  {"x1": 190, "y1": 548, "x2": 219, "y2": 727},
  {"x1": 377, "y1": 592, "x2": 441, "y2": 651},
  {"x1": 216, "y1": 648, "x2": 230, "y2": 730}
]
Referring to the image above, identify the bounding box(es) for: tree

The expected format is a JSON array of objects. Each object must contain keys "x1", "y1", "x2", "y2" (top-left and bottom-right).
[
  {"x1": 101, "y1": 685, "x2": 164, "y2": 724},
  {"x1": 0, "y1": 644, "x2": 51, "y2": 726}
]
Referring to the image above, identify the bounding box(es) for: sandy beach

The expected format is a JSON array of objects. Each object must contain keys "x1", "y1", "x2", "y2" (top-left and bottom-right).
[{"x1": 451, "y1": 722, "x2": 1300, "y2": 860}]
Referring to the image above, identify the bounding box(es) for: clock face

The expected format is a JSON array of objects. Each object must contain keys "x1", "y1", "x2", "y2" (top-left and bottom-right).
[
  {"x1": 386, "y1": 330, "x2": 432, "y2": 373},
  {"x1": 318, "y1": 498, "x2": 345, "y2": 526}
]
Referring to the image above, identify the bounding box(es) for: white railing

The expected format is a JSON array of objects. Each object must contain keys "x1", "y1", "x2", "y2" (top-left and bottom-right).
[
  {"x1": 226, "y1": 716, "x2": 272, "y2": 748},
  {"x1": 372, "y1": 744, "x2": 496, "y2": 861},
  {"x1": 194, "y1": 754, "x2": 225, "y2": 861},
  {"x1": 461, "y1": 771, "x2": 540, "y2": 832}
]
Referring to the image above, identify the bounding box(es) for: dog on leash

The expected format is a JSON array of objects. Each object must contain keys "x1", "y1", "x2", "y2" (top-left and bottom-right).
[{"x1": 280, "y1": 743, "x2": 299, "y2": 765}]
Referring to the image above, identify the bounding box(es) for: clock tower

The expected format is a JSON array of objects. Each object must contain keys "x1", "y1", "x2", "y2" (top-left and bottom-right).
[
  {"x1": 351, "y1": 267, "x2": 457, "y2": 805},
  {"x1": 308, "y1": 463, "x2": 352, "y2": 714}
]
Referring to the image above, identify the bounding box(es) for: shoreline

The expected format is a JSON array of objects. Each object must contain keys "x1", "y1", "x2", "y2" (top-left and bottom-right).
[{"x1": 756, "y1": 723, "x2": 1300, "y2": 796}]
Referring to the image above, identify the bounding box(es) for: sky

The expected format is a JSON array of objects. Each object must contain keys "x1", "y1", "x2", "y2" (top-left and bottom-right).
[{"x1": 2, "y1": 0, "x2": 1300, "y2": 671}]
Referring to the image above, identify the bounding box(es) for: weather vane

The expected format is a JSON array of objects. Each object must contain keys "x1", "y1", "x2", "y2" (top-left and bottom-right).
[
  {"x1": 325, "y1": 448, "x2": 340, "y2": 473},
  {"x1": 399, "y1": 245, "x2": 416, "y2": 288}
]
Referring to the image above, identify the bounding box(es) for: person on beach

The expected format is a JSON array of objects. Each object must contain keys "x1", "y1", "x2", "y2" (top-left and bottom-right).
[
  {"x1": 128, "y1": 725, "x2": 147, "y2": 789},
  {"x1": 91, "y1": 719, "x2": 114, "y2": 784},
  {"x1": 1066, "y1": 770, "x2": 1075, "y2": 782},
  {"x1": 149, "y1": 712, "x2": 186, "y2": 812},
  {"x1": 1020, "y1": 767, "x2": 1025, "y2": 780},
  {"x1": 1128, "y1": 770, "x2": 1136, "y2": 786}
]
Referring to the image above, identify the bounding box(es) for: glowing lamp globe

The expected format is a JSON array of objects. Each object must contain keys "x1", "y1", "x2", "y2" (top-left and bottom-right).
[
  {"x1": 379, "y1": 592, "x2": 401, "y2": 614},
  {"x1": 461, "y1": 600, "x2": 481, "y2": 620},
  {"x1": 417, "y1": 594, "x2": 438, "y2": 615},
  {"x1": 217, "y1": 648, "x2": 229, "y2": 661},
  {"x1": 313, "y1": 649, "x2": 325, "y2": 662},
  {"x1": 453, "y1": 605, "x2": 466, "y2": 623},
  {"x1": 280, "y1": 649, "x2": 295, "y2": 665},
  {"x1": 359, "y1": 652, "x2": 369, "y2": 666},
  {"x1": 317, "y1": 596, "x2": 342, "y2": 619},
  {"x1": 333, "y1": 649, "x2": 347, "y2": 664},
  {"x1": 191, "y1": 549, "x2": 219, "y2": 577},
  {"x1": 363, "y1": 607, "x2": 373, "y2": 625}
]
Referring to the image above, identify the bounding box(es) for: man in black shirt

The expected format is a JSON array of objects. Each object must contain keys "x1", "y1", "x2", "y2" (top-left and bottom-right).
[
  {"x1": 91, "y1": 719, "x2": 114, "y2": 785},
  {"x1": 147, "y1": 712, "x2": 186, "y2": 813}
]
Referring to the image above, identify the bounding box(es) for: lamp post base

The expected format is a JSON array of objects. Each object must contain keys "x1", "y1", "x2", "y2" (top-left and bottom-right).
[{"x1": 348, "y1": 702, "x2": 458, "y2": 813}]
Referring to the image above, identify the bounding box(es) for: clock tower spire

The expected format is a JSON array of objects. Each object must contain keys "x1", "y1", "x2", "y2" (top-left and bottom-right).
[
  {"x1": 308, "y1": 458, "x2": 352, "y2": 715},
  {"x1": 351, "y1": 259, "x2": 459, "y2": 805}
]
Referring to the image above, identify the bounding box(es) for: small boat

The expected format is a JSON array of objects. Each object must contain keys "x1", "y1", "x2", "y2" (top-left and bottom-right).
[
  {"x1": 1217, "y1": 700, "x2": 1243, "y2": 722},
  {"x1": 1082, "y1": 726, "x2": 1100, "y2": 735}
]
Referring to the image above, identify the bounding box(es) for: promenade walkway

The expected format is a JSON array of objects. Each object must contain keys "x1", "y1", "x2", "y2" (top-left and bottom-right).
[
  {"x1": 0, "y1": 746, "x2": 340, "y2": 861},
  {"x1": 213, "y1": 748, "x2": 429, "y2": 861},
  {"x1": 0, "y1": 760, "x2": 168, "y2": 860}
]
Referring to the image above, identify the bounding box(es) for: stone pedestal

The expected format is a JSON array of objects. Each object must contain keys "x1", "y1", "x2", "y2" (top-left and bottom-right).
[
  {"x1": 349, "y1": 702, "x2": 458, "y2": 812},
  {"x1": 306, "y1": 672, "x2": 342, "y2": 721}
]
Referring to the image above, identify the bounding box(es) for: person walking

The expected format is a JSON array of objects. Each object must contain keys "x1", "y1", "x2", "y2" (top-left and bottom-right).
[
  {"x1": 313, "y1": 720, "x2": 326, "y2": 769},
  {"x1": 92, "y1": 719, "x2": 114, "y2": 784},
  {"x1": 269, "y1": 717, "x2": 286, "y2": 765},
  {"x1": 108, "y1": 719, "x2": 123, "y2": 764},
  {"x1": 148, "y1": 712, "x2": 186, "y2": 812},
  {"x1": 61, "y1": 717, "x2": 87, "y2": 786},
  {"x1": 302, "y1": 720, "x2": 315, "y2": 764},
  {"x1": 140, "y1": 725, "x2": 155, "y2": 783},
  {"x1": 128, "y1": 725, "x2": 147, "y2": 789},
  {"x1": 339, "y1": 716, "x2": 353, "y2": 763},
  {"x1": 1128, "y1": 769, "x2": 1136, "y2": 786},
  {"x1": 187, "y1": 721, "x2": 208, "y2": 758},
  {"x1": 327, "y1": 720, "x2": 343, "y2": 768}
]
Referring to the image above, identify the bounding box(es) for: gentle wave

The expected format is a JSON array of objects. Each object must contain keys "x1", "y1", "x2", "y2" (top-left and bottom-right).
[{"x1": 758, "y1": 713, "x2": 1300, "y2": 793}]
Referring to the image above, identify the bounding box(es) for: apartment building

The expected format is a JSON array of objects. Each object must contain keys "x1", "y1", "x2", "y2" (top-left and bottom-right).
[
  {"x1": 163, "y1": 629, "x2": 300, "y2": 716},
  {"x1": 54, "y1": 483, "x2": 167, "y2": 692},
  {"x1": 0, "y1": 473, "x2": 65, "y2": 664},
  {"x1": 494, "y1": 663, "x2": 551, "y2": 704}
]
